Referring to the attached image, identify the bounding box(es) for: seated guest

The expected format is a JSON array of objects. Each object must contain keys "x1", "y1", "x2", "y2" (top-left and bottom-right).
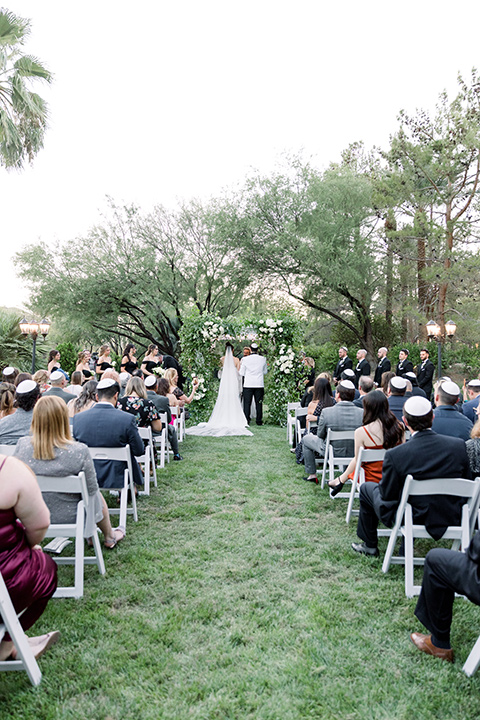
[
  {"x1": 72, "y1": 378, "x2": 144, "y2": 489},
  {"x1": 120, "y1": 343, "x2": 138, "y2": 375},
  {"x1": 351, "y1": 396, "x2": 471, "y2": 556},
  {"x1": 96, "y1": 344, "x2": 113, "y2": 378},
  {"x1": 164, "y1": 368, "x2": 198, "y2": 407},
  {"x1": 33, "y1": 370, "x2": 50, "y2": 394},
  {"x1": 141, "y1": 344, "x2": 161, "y2": 378},
  {"x1": 302, "y1": 380, "x2": 363, "y2": 484},
  {"x1": 14, "y1": 397, "x2": 125, "y2": 549},
  {"x1": 145, "y1": 376, "x2": 182, "y2": 461},
  {"x1": 387, "y1": 376, "x2": 408, "y2": 422},
  {"x1": 374, "y1": 347, "x2": 391, "y2": 387},
  {"x1": 117, "y1": 371, "x2": 130, "y2": 398},
  {"x1": 354, "y1": 349, "x2": 371, "y2": 382},
  {"x1": 117, "y1": 376, "x2": 162, "y2": 433},
  {"x1": 14, "y1": 372, "x2": 32, "y2": 387},
  {"x1": 295, "y1": 377, "x2": 335, "y2": 462},
  {"x1": 0, "y1": 453, "x2": 59, "y2": 662},
  {"x1": 43, "y1": 371, "x2": 74, "y2": 405},
  {"x1": 396, "y1": 348, "x2": 414, "y2": 377},
  {"x1": 2, "y1": 366, "x2": 18, "y2": 384},
  {"x1": 462, "y1": 379, "x2": 480, "y2": 423},
  {"x1": 0, "y1": 380, "x2": 40, "y2": 445},
  {"x1": 0, "y1": 382, "x2": 15, "y2": 419},
  {"x1": 75, "y1": 350, "x2": 93, "y2": 380},
  {"x1": 466, "y1": 411, "x2": 480, "y2": 476},
  {"x1": 66, "y1": 371, "x2": 83, "y2": 397},
  {"x1": 329, "y1": 390, "x2": 404, "y2": 495},
  {"x1": 353, "y1": 375, "x2": 374, "y2": 407},
  {"x1": 432, "y1": 380, "x2": 473, "y2": 441},
  {"x1": 411, "y1": 528, "x2": 480, "y2": 663},
  {"x1": 67, "y1": 379, "x2": 98, "y2": 418},
  {"x1": 380, "y1": 370, "x2": 395, "y2": 396},
  {"x1": 404, "y1": 372, "x2": 427, "y2": 399}
]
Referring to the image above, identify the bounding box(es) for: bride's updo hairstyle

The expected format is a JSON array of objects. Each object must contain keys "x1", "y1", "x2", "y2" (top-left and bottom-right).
[{"x1": 225, "y1": 342, "x2": 234, "y2": 352}]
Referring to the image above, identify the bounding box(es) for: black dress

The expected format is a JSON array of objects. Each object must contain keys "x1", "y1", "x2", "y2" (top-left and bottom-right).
[
  {"x1": 123, "y1": 359, "x2": 138, "y2": 374},
  {"x1": 143, "y1": 360, "x2": 160, "y2": 374},
  {"x1": 97, "y1": 361, "x2": 113, "y2": 374}
]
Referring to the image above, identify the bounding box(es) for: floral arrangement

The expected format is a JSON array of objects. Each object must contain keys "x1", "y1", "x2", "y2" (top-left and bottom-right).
[
  {"x1": 192, "y1": 374, "x2": 206, "y2": 400},
  {"x1": 275, "y1": 344, "x2": 295, "y2": 374},
  {"x1": 258, "y1": 318, "x2": 284, "y2": 338},
  {"x1": 153, "y1": 365, "x2": 167, "y2": 377}
]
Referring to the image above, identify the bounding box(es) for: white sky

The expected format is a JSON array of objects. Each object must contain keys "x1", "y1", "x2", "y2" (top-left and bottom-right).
[{"x1": 2, "y1": 0, "x2": 480, "y2": 309}]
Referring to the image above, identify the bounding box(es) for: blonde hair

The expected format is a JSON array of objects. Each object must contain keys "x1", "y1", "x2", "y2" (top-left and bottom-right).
[
  {"x1": 102, "y1": 369, "x2": 119, "y2": 383},
  {"x1": 77, "y1": 350, "x2": 88, "y2": 364},
  {"x1": 31, "y1": 396, "x2": 72, "y2": 460},
  {"x1": 164, "y1": 368, "x2": 178, "y2": 388},
  {"x1": 318, "y1": 371, "x2": 332, "y2": 383},
  {"x1": 125, "y1": 376, "x2": 147, "y2": 399},
  {"x1": 33, "y1": 370, "x2": 49, "y2": 386},
  {"x1": 99, "y1": 344, "x2": 110, "y2": 356},
  {"x1": 471, "y1": 418, "x2": 480, "y2": 440}
]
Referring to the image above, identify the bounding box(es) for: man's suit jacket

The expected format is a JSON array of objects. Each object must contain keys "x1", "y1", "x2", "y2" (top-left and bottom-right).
[
  {"x1": 378, "y1": 430, "x2": 472, "y2": 539},
  {"x1": 374, "y1": 357, "x2": 391, "y2": 386},
  {"x1": 432, "y1": 405, "x2": 473, "y2": 441},
  {"x1": 72, "y1": 403, "x2": 144, "y2": 488},
  {"x1": 387, "y1": 394, "x2": 407, "y2": 422},
  {"x1": 417, "y1": 359, "x2": 434, "y2": 399},
  {"x1": 317, "y1": 401, "x2": 363, "y2": 457},
  {"x1": 161, "y1": 355, "x2": 184, "y2": 390},
  {"x1": 463, "y1": 396, "x2": 480, "y2": 423},
  {"x1": 43, "y1": 387, "x2": 74, "y2": 405},
  {"x1": 354, "y1": 358, "x2": 371, "y2": 382},
  {"x1": 240, "y1": 354, "x2": 267, "y2": 388},
  {"x1": 396, "y1": 359, "x2": 414, "y2": 377},
  {"x1": 333, "y1": 356, "x2": 353, "y2": 383}
]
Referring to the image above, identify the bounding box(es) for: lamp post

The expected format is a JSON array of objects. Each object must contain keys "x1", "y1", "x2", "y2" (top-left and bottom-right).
[
  {"x1": 426, "y1": 319, "x2": 457, "y2": 379},
  {"x1": 19, "y1": 318, "x2": 50, "y2": 374}
]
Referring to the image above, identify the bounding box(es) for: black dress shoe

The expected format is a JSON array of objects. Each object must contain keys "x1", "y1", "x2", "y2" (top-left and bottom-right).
[
  {"x1": 173, "y1": 454, "x2": 183, "y2": 461},
  {"x1": 329, "y1": 480, "x2": 345, "y2": 497},
  {"x1": 351, "y1": 542, "x2": 379, "y2": 557},
  {"x1": 303, "y1": 475, "x2": 319, "y2": 484}
]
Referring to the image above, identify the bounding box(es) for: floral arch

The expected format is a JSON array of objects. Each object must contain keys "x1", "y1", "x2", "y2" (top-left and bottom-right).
[{"x1": 179, "y1": 310, "x2": 304, "y2": 425}]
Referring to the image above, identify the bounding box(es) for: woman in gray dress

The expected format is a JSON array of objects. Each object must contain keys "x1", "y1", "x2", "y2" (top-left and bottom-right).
[{"x1": 13, "y1": 396, "x2": 125, "y2": 549}]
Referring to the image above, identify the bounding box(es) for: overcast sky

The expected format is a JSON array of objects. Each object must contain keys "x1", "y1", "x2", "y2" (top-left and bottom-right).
[{"x1": 2, "y1": 0, "x2": 480, "y2": 310}]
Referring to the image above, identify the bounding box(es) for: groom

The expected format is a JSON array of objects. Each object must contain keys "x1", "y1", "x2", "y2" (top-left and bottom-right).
[{"x1": 240, "y1": 343, "x2": 267, "y2": 425}]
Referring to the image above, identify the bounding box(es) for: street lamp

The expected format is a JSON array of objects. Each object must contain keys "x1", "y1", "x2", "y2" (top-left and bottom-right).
[
  {"x1": 19, "y1": 317, "x2": 50, "y2": 374},
  {"x1": 426, "y1": 319, "x2": 457, "y2": 379}
]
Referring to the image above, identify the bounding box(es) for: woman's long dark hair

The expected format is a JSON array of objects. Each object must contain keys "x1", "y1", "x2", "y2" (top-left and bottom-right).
[
  {"x1": 74, "y1": 380, "x2": 98, "y2": 412},
  {"x1": 312, "y1": 377, "x2": 334, "y2": 406},
  {"x1": 362, "y1": 390, "x2": 403, "y2": 449},
  {"x1": 123, "y1": 343, "x2": 136, "y2": 358}
]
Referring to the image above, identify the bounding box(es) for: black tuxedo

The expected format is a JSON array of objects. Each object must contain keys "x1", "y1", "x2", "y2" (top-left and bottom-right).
[
  {"x1": 396, "y1": 359, "x2": 414, "y2": 377},
  {"x1": 374, "y1": 357, "x2": 391, "y2": 386},
  {"x1": 417, "y1": 358, "x2": 434, "y2": 399},
  {"x1": 161, "y1": 354, "x2": 184, "y2": 390},
  {"x1": 357, "y1": 430, "x2": 472, "y2": 547},
  {"x1": 333, "y1": 356, "x2": 353, "y2": 383},
  {"x1": 354, "y1": 358, "x2": 371, "y2": 382}
]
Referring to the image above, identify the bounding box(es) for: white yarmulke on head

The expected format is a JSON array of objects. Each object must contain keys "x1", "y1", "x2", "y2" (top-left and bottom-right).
[
  {"x1": 250, "y1": 343, "x2": 258, "y2": 350},
  {"x1": 49, "y1": 370, "x2": 64, "y2": 382},
  {"x1": 118, "y1": 372, "x2": 130, "y2": 385},
  {"x1": 97, "y1": 378, "x2": 116, "y2": 390},
  {"x1": 441, "y1": 380, "x2": 460, "y2": 397},
  {"x1": 343, "y1": 368, "x2": 355, "y2": 377},
  {"x1": 468, "y1": 379, "x2": 480, "y2": 389},
  {"x1": 16, "y1": 379, "x2": 37, "y2": 394},
  {"x1": 145, "y1": 375, "x2": 157, "y2": 388},
  {"x1": 3, "y1": 366, "x2": 14, "y2": 376},
  {"x1": 391, "y1": 376, "x2": 407, "y2": 390},
  {"x1": 339, "y1": 380, "x2": 355, "y2": 390},
  {"x1": 405, "y1": 372, "x2": 416, "y2": 379},
  {"x1": 404, "y1": 396, "x2": 432, "y2": 417}
]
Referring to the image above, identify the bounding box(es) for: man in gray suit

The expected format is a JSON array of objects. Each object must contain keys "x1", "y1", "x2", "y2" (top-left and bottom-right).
[
  {"x1": 43, "y1": 370, "x2": 75, "y2": 404},
  {"x1": 302, "y1": 380, "x2": 363, "y2": 484}
]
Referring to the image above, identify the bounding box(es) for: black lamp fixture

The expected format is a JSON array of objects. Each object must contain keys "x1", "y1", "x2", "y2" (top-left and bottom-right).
[
  {"x1": 19, "y1": 317, "x2": 50, "y2": 374},
  {"x1": 426, "y1": 319, "x2": 457, "y2": 379}
]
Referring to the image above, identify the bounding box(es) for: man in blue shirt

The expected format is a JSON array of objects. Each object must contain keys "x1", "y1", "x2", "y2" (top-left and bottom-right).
[{"x1": 432, "y1": 380, "x2": 473, "y2": 441}]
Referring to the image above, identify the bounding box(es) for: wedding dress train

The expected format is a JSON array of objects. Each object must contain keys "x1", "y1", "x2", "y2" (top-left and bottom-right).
[{"x1": 186, "y1": 347, "x2": 253, "y2": 437}]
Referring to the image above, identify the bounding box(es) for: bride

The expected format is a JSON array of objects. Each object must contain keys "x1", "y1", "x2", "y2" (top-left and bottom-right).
[{"x1": 186, "y1": 344, "x2": 253, "y2": 437}]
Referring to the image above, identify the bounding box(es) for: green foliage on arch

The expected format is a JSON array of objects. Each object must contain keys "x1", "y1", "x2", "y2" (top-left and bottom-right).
[{"x1": 179, "y1": 310, "x2": 304, "y2": 425}]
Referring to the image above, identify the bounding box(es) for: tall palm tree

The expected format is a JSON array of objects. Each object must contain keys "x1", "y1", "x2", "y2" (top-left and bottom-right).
[{"x1": 0, "y1": 8, "x2": 52, "y2": 169}]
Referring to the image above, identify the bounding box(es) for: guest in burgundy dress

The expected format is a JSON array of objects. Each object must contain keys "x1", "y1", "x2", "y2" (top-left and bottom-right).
[{"x1": 0, "y1": 455, "x2": 59, "y2": 661}]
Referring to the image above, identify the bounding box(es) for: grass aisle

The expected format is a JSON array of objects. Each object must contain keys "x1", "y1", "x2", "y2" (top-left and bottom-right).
[{"x1": 2, "y1": 426, "x2": 480, "y2": 719}]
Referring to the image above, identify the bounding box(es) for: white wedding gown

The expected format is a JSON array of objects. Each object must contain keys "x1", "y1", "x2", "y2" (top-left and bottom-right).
[{"x1": 186, "y1": 347, "x2": 253, "y2": 436}]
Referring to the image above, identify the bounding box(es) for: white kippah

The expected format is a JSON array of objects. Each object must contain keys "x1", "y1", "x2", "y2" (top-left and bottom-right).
[
  {"x1": 250, "y1": 343, "x2": 258, "y2": 350},
  {"x1": 118, "y1": 372, "x2": 130, "y2": 385},
  {"x1": 405, "y1": 372, "x2": 416, "y2": 379},
  {"x1": 404, "y1": 396, "x2": 432, "y2": 416},
  {"x1": 391, "y1": 376, "x2": 407, "y2": 390},
  {"x1": 468, "y1": 379, "x2": 480, "y2": 389},
  {"x1": 50, "y1": 370, "x2": 64, "y2": 381},
  {"x1": 343, "y1": 368, "x2": 355, "y2": 377},
  {"x1": 441, "y1": 380, "x2": 460, "y2": 397},
  {"x1": 339, "y1": 380, "x2": 355, "y2": 390},
  {"x1": 16, "y1": 379, "x2": 37, "y2": 394},
  {"x1": 97, "y1": 378, "x2": 116, "y2": 390},
  {"x1": 3, "y1": 366, "x2": 14, "y2": 375},
  {"x1": 145, "y1": 375, "x2": 157, "y2": 387}
]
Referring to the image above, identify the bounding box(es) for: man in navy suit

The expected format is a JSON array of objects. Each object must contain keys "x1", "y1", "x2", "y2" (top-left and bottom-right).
[
  {"x1": 462, "y1": 379, "x2": 480, "y2": 423},
  {"x1": 432, "y1": 380, "x2": 473, "y2": 441},
  {"x1": 351, "y1": 396, "x2": 471, "y2": 556},
  {"x1": 73, "y1": 378, "x2": 144, "y2": 488}
]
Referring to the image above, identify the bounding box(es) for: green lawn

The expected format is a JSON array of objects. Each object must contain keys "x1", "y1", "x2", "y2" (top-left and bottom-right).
[{"x1": 2, "y1": 425, "x2": 480, "y2": 719}]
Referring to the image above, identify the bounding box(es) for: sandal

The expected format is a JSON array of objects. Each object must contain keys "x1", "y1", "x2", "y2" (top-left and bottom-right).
[
  {"x1": 104, "y1": 526, "x2": 126, "y2": 549},
  {"x1": 329, "y1": 479, "x2": 346, "y2": 497}
]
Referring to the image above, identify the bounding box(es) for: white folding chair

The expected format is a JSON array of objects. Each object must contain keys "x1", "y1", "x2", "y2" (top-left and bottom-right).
[
  {"x1": 0, "y1": 571, "x2": 42, "y2": 685},
  {"x1": 0, "y1": 444, "x2": 16, "y2": 456},
  {"x1": 464, "y1": 635, "x2": 480, "y2": 676},
  {"x1": 88, "y1": 445, "x2": 137, "y2": 528},
  {"x1": 137, "y1": 426, "x2": 157, "y2": 495},
  {"x1": 382, "y1": 475, "x2": 480, "y2": 598},
  {"x1": 320, "y1": 429, "x2": 355, "y2": 491},
  {"x1": 154, "y1": 413, "x2": 170, "y2": 468},
  {"x1": 345, "y1": 448, "x2": 386, "y2": 524},
  {"x1": 295, "y1": 407, "x2": 308, "y2": 446},
  {"x1": 170, "y1": 406, "x2": 185, "y2": 443},
  {"x1": 37, "y1": 473, "x2": 106, "y2": 599},
  {"x1": 287, "y1": 402, "x2": 300, "y2": 444}
]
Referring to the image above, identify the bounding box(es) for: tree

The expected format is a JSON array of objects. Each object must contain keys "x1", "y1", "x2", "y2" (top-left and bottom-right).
[
  {"x1": 0, "y1": 8, "x2": 52, "y2": 169},
  {"x1": 0, "y1": 310, "x2": 45, "y2": 370}
]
